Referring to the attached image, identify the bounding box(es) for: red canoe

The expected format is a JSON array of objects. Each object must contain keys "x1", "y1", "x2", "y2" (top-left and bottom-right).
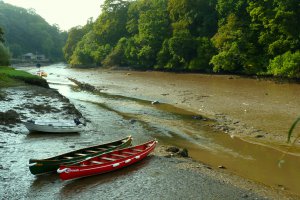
[{"x1": 57, "y1": 140, "x2": 157, "y2": 180}]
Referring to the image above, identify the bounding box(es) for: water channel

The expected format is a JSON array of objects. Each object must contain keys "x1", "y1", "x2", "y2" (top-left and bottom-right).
[{"x1": 29, "y1": 64, "x2": 300, "y2": 196}]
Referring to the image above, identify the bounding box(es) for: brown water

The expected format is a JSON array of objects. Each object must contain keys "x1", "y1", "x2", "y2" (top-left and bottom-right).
[{"x1": 26, "y1": 64, "x2": 300, "y2": 196}]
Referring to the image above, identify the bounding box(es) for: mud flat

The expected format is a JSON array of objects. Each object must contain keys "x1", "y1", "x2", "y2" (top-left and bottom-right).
[
  {"x1": 68, "y1": 69, "x2": 300, "y2": 146},
  {"x1": 0, "y1": 67, "x2": 299, "y2": 199},
  {"x1": 0, "y1": 80, "x2": 298, "y2": 199}
]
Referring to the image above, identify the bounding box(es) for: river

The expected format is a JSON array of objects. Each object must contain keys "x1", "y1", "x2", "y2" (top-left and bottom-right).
[{"x1": 26, "y1": 64, "x2": 300, "y2": 197}]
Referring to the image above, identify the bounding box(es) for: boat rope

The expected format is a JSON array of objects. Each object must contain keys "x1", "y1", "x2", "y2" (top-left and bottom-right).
[{"x1": 57, "y1": 168, "x2": 69, "y2": 173}]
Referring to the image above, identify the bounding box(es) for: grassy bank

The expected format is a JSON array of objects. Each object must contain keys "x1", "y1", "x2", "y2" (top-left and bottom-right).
[{"x1": 0, "y1": 66, "x2": 49, "y2": 88}]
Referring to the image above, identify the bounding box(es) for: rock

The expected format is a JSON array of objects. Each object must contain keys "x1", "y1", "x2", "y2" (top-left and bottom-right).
[
  {"x1": 192, "y1": 115, "x2": 203, "y2": 120},
  {"x1": 0, "y1": 110, "x2": 21, "y2": 125},
  {"x1": 205, "y1": 165, "x2": 212, "y2": 170},
  {"x1": 166, "y1": 146, "x2": 180, "y2": 153},
  {"x1": 255, "y1": 135, "x2": 264, "y2": 138},
  {"x1": 151, "y1": 100, "x2": 160, "y2": 105},
  {"x1": 178, "y1": 148, "x2": 189, "y2": 157},
  {"x1": 130, "y1": 119, "x2": 137, "y2": 124},
  {"x1": 218, "y1": 165, "x2": 226, "y2": 169}
]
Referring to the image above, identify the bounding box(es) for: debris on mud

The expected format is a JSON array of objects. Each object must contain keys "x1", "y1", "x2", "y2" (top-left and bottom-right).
[
  {"x1": 164, "y1": 146, "x2": 189, "y2": 158},
  {"x1": 0, "y1": 85, "x2": 83, "y2": 133},
  {"x1": 0, "y1": 110, "x2": 21, "y2": 125},
  {"x1": 68, "y1": 78, "x2": 96, "y2": 91}
]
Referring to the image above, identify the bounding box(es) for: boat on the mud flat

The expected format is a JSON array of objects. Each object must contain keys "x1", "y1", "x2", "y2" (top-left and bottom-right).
[
  {"x1": 23, "y1": 119, "x2": 85, "y2": 133},
  {"x1": 36, "y1": 71, "x2": 47, "y2": 77},
  {"x1": 57, "y1": 139, "x2": 157, "y2": 180},
  {"x1": 29, "y1": 135, "x2": 132, "y2": 175}
]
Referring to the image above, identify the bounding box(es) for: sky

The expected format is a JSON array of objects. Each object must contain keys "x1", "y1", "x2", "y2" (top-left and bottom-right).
[{"x1": 3, "y1": 0, "x2": 105, "y2": 31}]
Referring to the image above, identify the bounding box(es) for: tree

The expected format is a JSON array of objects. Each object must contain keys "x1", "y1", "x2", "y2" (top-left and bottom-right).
[
  {"x1": 267, "y1": 51, "x2": 300, "y2": 78},
  {"x1": 0, "y1": 27, "x2": 4, "y2": 43},
  {"x1": 0, "y1": 26, "x2": 10, "y2": 65},
  {"x1": 0, "y1": 2, "x2": 66, "y2": 60}
]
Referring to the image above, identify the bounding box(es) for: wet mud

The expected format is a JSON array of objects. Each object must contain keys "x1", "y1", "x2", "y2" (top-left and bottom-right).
[{"x1": 1, "y1": 64, "x2": 299, "y2": 199}]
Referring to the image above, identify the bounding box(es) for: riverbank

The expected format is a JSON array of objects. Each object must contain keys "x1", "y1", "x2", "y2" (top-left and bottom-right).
[
  {"x1": 72, "y1": 69, "x2": 300, "y2": 147},
  {"x1": 1, "y1": 66, "x2": 299, "y2": 199},
  {"x1": 0, "y1": 85, "x2": 296, "y2": 199}
]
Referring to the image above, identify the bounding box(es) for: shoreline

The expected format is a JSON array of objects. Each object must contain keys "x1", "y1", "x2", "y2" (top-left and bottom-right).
[{"x1": 1, "y1": 69, "x2": 299, "y2": 199}]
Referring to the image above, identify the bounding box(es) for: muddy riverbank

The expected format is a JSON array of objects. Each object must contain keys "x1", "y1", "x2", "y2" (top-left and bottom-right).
[
  {"x1": 64, "y1": 68, "x2": 300, "y2": 146},
  {"x1": 0, "y1": 81, "x2": 298, "y2": 199},
  {"x1": 2, "y1": 64, "x2": 300, "y2": 198},
  {"x1": 0, "y1": 85, "x2": 274, "y2": 200}
]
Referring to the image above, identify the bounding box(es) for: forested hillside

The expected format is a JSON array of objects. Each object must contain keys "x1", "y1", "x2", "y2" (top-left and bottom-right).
[
  {"x1": 64, "y1": 0, "x2": 299, "y2": 78},
  {"x1": 0, "y1": 1, "x2": 67, "y2": 61},
  {"x1": 0, "y1": 26, "x2": 10, "y2": 65}
]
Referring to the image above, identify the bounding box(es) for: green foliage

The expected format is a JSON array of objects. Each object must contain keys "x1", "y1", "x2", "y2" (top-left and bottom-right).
[
  {"x1": 248, "y1": 0, "x2": 300, "y2": 58},
  {"x1": 0, "y1": 2, "x2": 66, "y2": 60},
  {"x1": 0, "y1": 43, "x2": 10, "y2": 66},
  {"x1": 94, "y1": 0, "x2": 129, "y2": 46},
  {"x1": 188, "y1": 37, "x2": 216, "y2": 72},
  {"x1": 0, "y1": 66, "x2": 47, "y2": 87},
  {"x1": 267, "y1": 51, "x2": 300, "y2": 78},
  {"x1": 0, "y1": 26, "x2": 10, "y2": 65},
  {"x1": 0, "y1": 27, "x2": 4, "y2": 43},
  {"x1": 62, "y1": 0, "x2": 300, "y2": 79},
  {"x1": 63, "y1": 20, "x2": 93, "y2": 63},
  {"x1": 102, "y1": 37, "x2": 128, "y2": 67}
]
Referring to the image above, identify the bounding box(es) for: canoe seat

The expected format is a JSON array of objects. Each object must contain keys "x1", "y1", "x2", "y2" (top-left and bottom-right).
[
  {"x1": 111, "y1": 154, "x2": 127, "y2": 158},
  {"x1": 91, "y1": 161, "x2": 104, "y2": 164},
  {"x1": 96, "y1": 148, "x2": 107, "y2": 151},
  {"x1": 85, "y1": 150, "x2": 98, "y2": 153},
  {"x1": 122, "y1": 151, "x2": 135, "y2": 155},
  {"x1": 75, "y1": 153, "x2": 87, "y2": 156},
  {"x1": 63, "y1": 157, "x2": 73, "y2": 159},
  {"x1": 101, "y1": 157, "x2": 116, "y2": 161},
  {"x1": 132, "y1": 149, "x2": 143, "y2": 152}
]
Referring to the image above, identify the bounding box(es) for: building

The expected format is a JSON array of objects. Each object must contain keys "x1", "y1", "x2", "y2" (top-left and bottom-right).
[{"x1": 22, "y1": 53, "x2": 46, "y2": 61}]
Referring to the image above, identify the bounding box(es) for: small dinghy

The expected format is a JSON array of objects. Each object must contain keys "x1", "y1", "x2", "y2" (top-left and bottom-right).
[
  {"x1": 23, "y1": 118, "x2": 85, "y2": 133},
  {"x1": 57, "y1": 139, "x2": 157, "y2": 180},
  {"x1": 29, "y1": 135, "x2": 132, "y2": 175}
]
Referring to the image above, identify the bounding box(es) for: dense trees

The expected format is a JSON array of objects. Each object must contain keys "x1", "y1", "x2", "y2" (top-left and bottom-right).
[
  {"x1": 64, "y1": 0, "x2": 300, "y2": 78},
  {"x1": 0, "y1": 26, "x2": 10, "y2": 66},
  {"x1": 0, "y1": 2, "x2": 67, "y2": 61}
]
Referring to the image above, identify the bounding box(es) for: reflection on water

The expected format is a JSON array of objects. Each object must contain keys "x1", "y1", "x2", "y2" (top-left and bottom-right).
[{"x1": 26, "y1": 64, "x2": 300, "y2": 195}]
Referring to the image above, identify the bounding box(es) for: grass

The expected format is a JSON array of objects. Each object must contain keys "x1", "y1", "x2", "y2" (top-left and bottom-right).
[{"x1": 0, "y1": 66, "x2": 49, "y2": 88}]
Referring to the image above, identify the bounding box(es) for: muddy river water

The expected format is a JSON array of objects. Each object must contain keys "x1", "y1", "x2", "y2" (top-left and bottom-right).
[{"x1": 7, "y1": 64, "x2": 300, "y2": 198}]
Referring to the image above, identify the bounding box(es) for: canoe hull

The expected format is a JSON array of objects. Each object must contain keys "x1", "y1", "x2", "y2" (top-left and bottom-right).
[
  {"x1": 58, "y1": 140, "x2": 157, "y2": 181},
  {"x1": 29, "y1": 136, "x2": 132, "y2": 175}
]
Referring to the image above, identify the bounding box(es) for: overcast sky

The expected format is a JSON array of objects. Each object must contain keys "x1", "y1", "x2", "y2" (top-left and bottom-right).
[{"x1": 4, "y1": 0, "x2": 105, "y2": 31}]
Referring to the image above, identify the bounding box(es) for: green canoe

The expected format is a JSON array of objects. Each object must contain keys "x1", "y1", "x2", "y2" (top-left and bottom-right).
[{"x1": 29, "y1": 135, "x2": 132, "y2": 175}]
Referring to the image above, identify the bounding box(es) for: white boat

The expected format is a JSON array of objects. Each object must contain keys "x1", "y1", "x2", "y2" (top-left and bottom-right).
[{"x1": 23, "y1": 119, "x2": 85, "y2": 133}]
